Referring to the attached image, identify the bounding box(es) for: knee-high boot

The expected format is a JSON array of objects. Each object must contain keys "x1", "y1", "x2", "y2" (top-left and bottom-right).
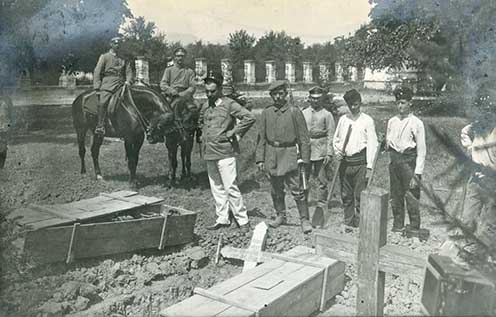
[
  {"x1": 296, "y1": 200, "x2": 312, "y2": 233},
  {"x1": 95, "y1": 102, "x2": 107, "y2": 135}
]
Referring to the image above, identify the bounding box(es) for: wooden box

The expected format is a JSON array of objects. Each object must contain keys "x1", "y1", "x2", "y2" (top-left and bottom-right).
[
  {"x1": 161, "y1": 246, "x2": 345, "y2": 317},
  {"x1": 421, "y1": 254, "x2": 495, "y2": 316},
  {"x1": 15, "y1": 191, "x2": 197, "y2": 264}
]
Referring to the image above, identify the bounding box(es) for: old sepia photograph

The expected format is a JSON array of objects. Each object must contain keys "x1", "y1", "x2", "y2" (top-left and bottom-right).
[{"x1": 1, "y1": 0, "x2": 496, "y2": 315}]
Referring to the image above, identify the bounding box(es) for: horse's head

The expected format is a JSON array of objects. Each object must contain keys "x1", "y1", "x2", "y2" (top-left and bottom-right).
[{"x1": 129, "y1": 85, "x2": 175, "y2": 143}]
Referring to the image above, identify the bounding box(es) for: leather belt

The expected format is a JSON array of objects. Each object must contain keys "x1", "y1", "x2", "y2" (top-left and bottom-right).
[{"x1": 267, "y1": 140, "x2": 296, "y2": 148}]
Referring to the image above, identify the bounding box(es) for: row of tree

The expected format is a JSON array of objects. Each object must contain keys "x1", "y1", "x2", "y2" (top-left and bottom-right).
[{"x1": 2, "y1": 0, "x2": 495, "y2": 95}]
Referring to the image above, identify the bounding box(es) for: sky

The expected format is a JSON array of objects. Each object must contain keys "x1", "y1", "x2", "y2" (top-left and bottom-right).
[{"x1": 127, "y1": 0, "x2": 373, "y2": 45}]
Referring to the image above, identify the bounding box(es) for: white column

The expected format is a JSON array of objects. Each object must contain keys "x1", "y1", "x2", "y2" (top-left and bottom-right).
[
  {"x1": 244, "y1": 60, "x2": 255, "y2": 84},
  {"x1": 334, "y1": 62, "x2": 344, "y2": 83},
  {"x1": 319, "y1": 62, "x2": 330, "y2": 84},
  {"x1": 265, "y1": 60, "x2": 276, "y2": 83},
  {"x1": 303, "y1": 62, "x2": 313, "y2": 83},
  {"x1": 195, "y1": 58, "x2": 207, "y2": 81},
  {"x1": 135, "y1": 56, "x2": 149, "y2": 85},
  {"x1": 285, "y1": 61, "x2": 296, "y2": 83},
  {"x1": 221, "y1": 58, "x2": 233, "y2": 85}
]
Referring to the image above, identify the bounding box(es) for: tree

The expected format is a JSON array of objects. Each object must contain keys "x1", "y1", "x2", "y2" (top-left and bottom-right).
[
  {"x1": 228, "y1": 30, "x2": 256, "y2": 82},
  {"x1": 0, "y1": 0, "x2": 131, "y2": 86}
]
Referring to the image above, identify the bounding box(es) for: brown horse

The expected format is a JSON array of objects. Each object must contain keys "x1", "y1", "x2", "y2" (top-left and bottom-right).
[{"x1": 72, "y1": 84, "x2": 173, "y2": 187}]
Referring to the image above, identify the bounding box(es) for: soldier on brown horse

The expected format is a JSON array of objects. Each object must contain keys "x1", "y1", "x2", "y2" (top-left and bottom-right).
[{"x1": 72, "y1": 84, "x2": 174, "y2": 188}]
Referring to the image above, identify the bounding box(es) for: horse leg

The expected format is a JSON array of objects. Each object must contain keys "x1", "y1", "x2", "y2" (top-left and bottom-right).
[
  {"x1": 124, "y1": 134, "x2": 144, "y2": 188},
  {"x1": 91, "y1": 134, "x2": 104, "y2": 180},
  {"x1": 181, "y1": 135, "x2": 193, "y2": 181},
  {"x1": 165, "y1": 135, "x2": 178, "y2": 188},
  {"x1": 76, "y1": 128, "x2": 88, "y2": 174}
]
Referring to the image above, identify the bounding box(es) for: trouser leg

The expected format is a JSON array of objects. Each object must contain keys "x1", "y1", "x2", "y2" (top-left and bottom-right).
[
  {"x1": 352, "y1": 164, "x2": 367, "y2": 226},
  {"x1": 96, "y1": 92, "x2": 111, "y2": 135},
  {"x1": 404, "y1": 160, "x2": 421, "y2": 229},
  {"x1": 270, "y1": 175, "x2": 286, "y2": 216},
  {"x1": 461, "y1": 177, "x2": 483, "y2": 233},
  {"x1": 390, "y1": 162, "x2": 406, "y2": 229},
  {"x1": 474, "y1": 177, "x2": 496, "y2": 249},
  {"x1": 313, "y1": 160, "x2": 328, "y2": 206},
  {"x1": 0, "y1": 149, "x2": 6, "y2": 169},
  {"x1": 206, "y1": 160, "x2": 230, "y2": 225},
  {"x1": 286, "y1": 170, "x2": 309, "y2": 220},
  {"x1": 217, "y1": 157, "x2": 248, "y2": 226},
  {"x1": 340, "y1": 163, "x2": 355, "y2": 226}
]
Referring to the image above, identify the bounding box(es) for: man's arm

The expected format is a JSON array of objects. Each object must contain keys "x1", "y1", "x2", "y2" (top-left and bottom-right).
[
  {"x1": 178, "y1": 69, "x2": 196, "y2": 98},
  {"x1": 365, "y1": 117, "x2": 379, "y2": 169},
  {"x1": 159, "y1": 68, "x2": 176, "y2": 96},
  {"x1": 255, "y1": 111, "x2": 267, "y2": 164},
  {"x1": 93, "y1": 54, "x2": 105, "y2": 90},
  {"x1": 325, "y1": 111, "x2": 336, "y2": 156},
  {"x1": 294, "y1": 108, "x2": 311, "y2": 163},
  {"x1": 414, "y1": 120, "x2": 427, "y2": 175},
  {"x1": 460, "y1": 124, "x2": 473, "y2": 149},
  {"x1": 333, "y1": 116, "x2": 344, "y2": 155},
  {"x1": 228, "y1": 100, "x2": 256, "y2": 139}
]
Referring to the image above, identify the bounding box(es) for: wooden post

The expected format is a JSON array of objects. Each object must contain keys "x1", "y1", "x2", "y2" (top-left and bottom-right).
[{"x1": 356, "y1": 187, "x2": 389, "y2": 316}]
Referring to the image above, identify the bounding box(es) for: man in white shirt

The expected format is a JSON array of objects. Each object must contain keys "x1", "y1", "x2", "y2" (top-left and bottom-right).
[
  {"x1": 386, "y1": 86, "x2": 426, "y2": 234},
  {"x1": 333, "y1": 89, "x2": 378, "y2": 228},
  {"x1": 458, "y1": 88, "x2": 496, "y2": 253},
  {"x1": 302, "y1": 86, "x2": 335, "y2": 209}
]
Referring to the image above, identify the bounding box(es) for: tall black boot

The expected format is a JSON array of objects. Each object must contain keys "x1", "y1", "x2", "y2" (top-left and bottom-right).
[
  {"x1": 95, "y1": 102, "x2": 107, "y2": 135},
  {"x1": 296, "y1": 200, "x2": 312, "y2": 234},
  {"x1": 0, "y1": 150, "x2": 6, "y2": 169}
]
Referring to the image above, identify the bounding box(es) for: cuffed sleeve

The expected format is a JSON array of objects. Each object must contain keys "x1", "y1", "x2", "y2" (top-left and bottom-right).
[
  {"x1": 293, "y1": 107, "x2": 311, "y2": 163},
  {"x1": 229, "y1": 101, "x2": 256, "y2": 138},
  {"x1": 414, "y1": 120, "x2": 427, "y2": 175},
  {"x1": 255, "y1": 111, "x2": 267, "y2": 164}
]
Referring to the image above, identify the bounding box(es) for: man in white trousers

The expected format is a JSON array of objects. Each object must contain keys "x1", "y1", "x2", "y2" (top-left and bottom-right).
[{"x1": 198, "y1": 71, "x2": 256, "y2": 231}]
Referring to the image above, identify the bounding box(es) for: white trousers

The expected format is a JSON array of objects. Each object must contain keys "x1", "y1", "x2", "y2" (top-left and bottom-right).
[{"x1": 206, "y1": 157, "x2": 248, "y2": 225}]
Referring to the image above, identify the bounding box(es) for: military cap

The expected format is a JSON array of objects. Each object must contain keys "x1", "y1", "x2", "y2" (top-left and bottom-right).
[
  {"x1": 393, "y1": 85, "x2": 414, "y2": 101},
  {"x1": 173, "y1": 47, "x2": 187, "y2": 55},
  {"x1": 308, "y1": 86, "x2": 325, "y2": 98},
  {"x1": 268, "y1": 80, "x2": 288, "y2": 93},
  {"x1": 204, "y1": 70, "x2": 223, "y2": 86},
  {"x1": 343, "y1": 89, "x2": 361, "y2": 105},
  {"x1": 110, "y1": 36, "x2": 121, "y2": 44}
]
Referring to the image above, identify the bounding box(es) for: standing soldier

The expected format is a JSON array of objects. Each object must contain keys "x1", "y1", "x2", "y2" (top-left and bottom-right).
[
  {"x1": 458, "y1": 88, "x2": 496, "y2": 255},
  {"x1": 333, "y1": 89, "x2": 378, "y2": 229},
  {"x1": 0, "y1": 93, "x2": 13, "y2": 169},
  {"x1": 256, "y1": 80, "x2": 313, "y2": 234},
  {"x1": 93, "y1": 36, "x2": 134, "y2": 136},
  {"x1": 198, "y1": 72, "x2": 255, "y2": 231},
  {"x1": 385, "y1": 86, "x2": 426, "y2": 235},
  {"x1": 302, "y1": 86, "x2": 335, "y2": 211}
]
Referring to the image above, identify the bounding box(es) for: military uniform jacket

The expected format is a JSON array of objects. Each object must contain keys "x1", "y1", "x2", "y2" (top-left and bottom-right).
[
  {"x1": 199, "y1": 97, "x2": 255, "y2": 161},
  {"x1": 160, "y1": 65, "x2": 196, "y2": 98},
  {"x1": 256, "y1": 103, "x2": 311, "y2": 176},
  {"x1": 302, "y1": 106, "x2": 335, "y2": 161},
  {"x1": 93, "y1": 52, "x2": 133, "y2": 92}
]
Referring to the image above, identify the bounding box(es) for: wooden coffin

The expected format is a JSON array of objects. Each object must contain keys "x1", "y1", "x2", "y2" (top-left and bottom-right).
[
  {"x1": 421, "y1": 254, "x2": 495, "y2": 316},
  {"x1": 161, "y1": 246, "x2": 345, "y2": 317},
  {"x1": 10, "y1": 190, "x2": 164, "y2": 231},
  {"x1": 17, "y1": 191, "x2": 196, "y2": 264}
]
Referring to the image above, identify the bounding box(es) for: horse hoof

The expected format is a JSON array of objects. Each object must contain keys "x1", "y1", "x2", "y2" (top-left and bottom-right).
[{"x1": 96, "y1": 174, "x2": 103, "y2": 180}]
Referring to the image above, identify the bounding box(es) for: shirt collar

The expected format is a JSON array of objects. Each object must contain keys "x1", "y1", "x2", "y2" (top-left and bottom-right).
[
  {"x1": 208, "y1": 97, "x2": 222, "y2": 108},
  {"x1": 274, "y1": 102, "x2": 290, "y2": 113}
]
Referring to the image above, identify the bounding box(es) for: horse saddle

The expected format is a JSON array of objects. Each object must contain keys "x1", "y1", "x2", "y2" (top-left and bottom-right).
[{"x1": 82, "y1": 90, "x2": 121, "y2": 116}]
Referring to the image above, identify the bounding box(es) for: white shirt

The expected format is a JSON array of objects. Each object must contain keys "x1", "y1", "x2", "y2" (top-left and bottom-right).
[
  {"x1": 386, "y1": 113, "x2": 427, "y2": 174},
  {"x1": 333, "y1": 112, "x2": 378, "y2": 169},
  {"x1": 461, "y1": 124, "x2": 496, "y2": 172}
]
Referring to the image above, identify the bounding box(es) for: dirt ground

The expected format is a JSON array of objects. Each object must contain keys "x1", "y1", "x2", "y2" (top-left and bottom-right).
[{"x1": 0, "y1": 101, "x2": 483, "y2": 316}]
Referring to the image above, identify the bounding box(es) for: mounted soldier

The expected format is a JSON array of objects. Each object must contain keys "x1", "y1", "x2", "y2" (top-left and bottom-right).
[{"x1": 93, "y1": 36, "x2": 134, "y2": 136}]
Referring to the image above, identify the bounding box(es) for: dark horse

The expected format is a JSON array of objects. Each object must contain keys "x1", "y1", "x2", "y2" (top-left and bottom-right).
[
  {"x1": 72, "y1": 84, "x2": 173, "y2": 187},
  {"x1": 159, "y1": 96, "x2": 200, "y2": 188}
]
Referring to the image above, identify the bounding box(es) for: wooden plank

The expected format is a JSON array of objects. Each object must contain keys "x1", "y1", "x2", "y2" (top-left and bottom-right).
[
  {"x1": 194, "y1": 287, "x2": 259, "y2": 313},
  {"x1": 314, "y1": 230, "x2": 358, "y2": 265},
  {"x1": 28, "y1": 204, "x2": 74, "y2": 220},
  {"x1": 378, "y1": 245, "x2": 426, "y2": 282},
  {"x1": 24, "y1": 212, "x2": 196, "y2": 264},
  {"x1": 162, "y1": 246, "x2": 345, "y2": 317},
  {"x1": 356, "y1": 187, "x2": 388, "y2": 316},
  {"x1": 243, "y1": 222, "x2": 267, "y2": 272}
]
